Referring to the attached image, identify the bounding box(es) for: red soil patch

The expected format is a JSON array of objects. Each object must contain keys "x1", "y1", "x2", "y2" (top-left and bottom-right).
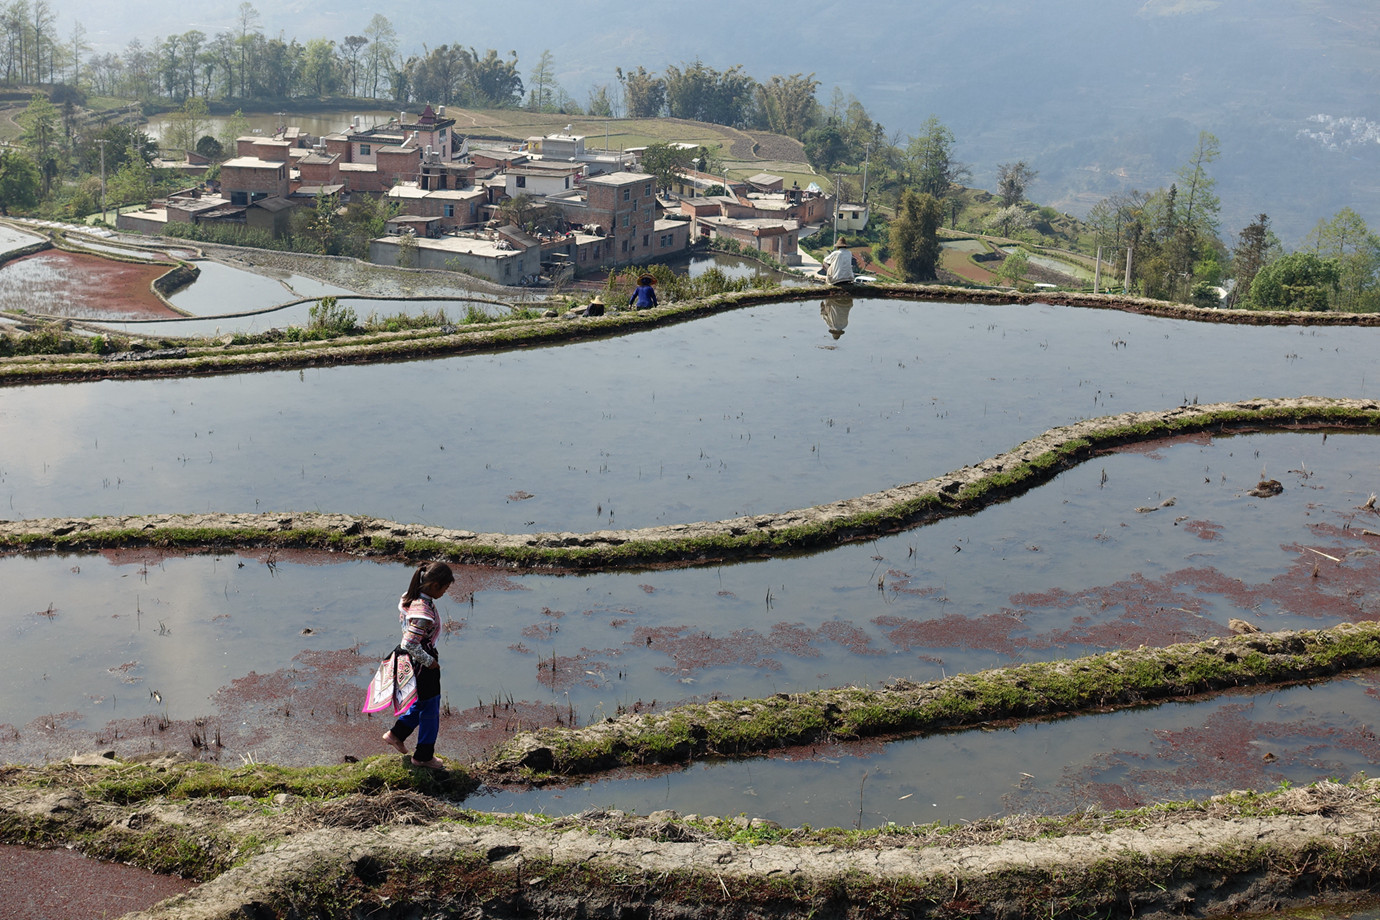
[
  {"x1": 0, "y1": 844, "x2": 196, "y2": 920},
  {"x1": 1, "y1": 250, "x2": 182, "y2": 320}
]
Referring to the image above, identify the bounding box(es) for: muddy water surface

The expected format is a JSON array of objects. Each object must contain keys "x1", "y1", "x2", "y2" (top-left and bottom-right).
[
  {"x1": 480, "y1": 674, "x2": 1380, "y2": 827},
  {"x1": 3, "y1": 298, "x2": 1380, "y2": 530},
  {"x1": 6, "y1": 432, "x2": 1380, "y2": 819},
  {"x1": 0, "y1": 250, "x2": 183, "y2": 319},
  {"x1": 0, "y1": 844, "x2": 195, "y2": 919}
]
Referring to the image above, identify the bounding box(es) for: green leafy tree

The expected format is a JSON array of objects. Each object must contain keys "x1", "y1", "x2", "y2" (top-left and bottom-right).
[
  {"x1": 407, "y1": 45, "x2": 474, "y2": 107},
  {"x1": 79, "y1": 124, "x2": 157, "y2": 175},
  {"x1": 587, "y1": 83, "x2": 615, "y2": 117},
  {"x1": 300, "y1": 38, "x2": 339, "y2": 96},
  {"x1": 1304, "y1": 208, "x2": 1380, "y2": 312},
  {"x1": 663, "y1": 61, "x2": 754, "y2": 126},
  {"x1": 1226, "y1": 213, "x2": 1276, "y2": 308},
  {"x1": 218, "y1": 109, "x2": 252, "y2": 155},
  {"x1": 996, "y1": 161, "x2": 1037, "y2": 208},
  {"x1": 803, "y1": 121, "x2": 847, "y2": 172},
  {"x1": 299, "y1": 192, "x2": 343, "y2": 254},
  {"x1": 889, "y1": 188, "x2": 944, "y2": 282},
  {"x1": 395, "y1": 230, "x2": 418, "y2": 268},
  {"x1": 470, "y1": 48, "x2": 522, "y2": 107},
  {"x1": 195, "y1": 135, "x2": 223, "y2": 160},
  {"x1": 1248, "y1": 251, "x2": 1341, "y2": 311},
  {"x1": 527, "y1": 49, "x2": 558, "y2": 111},
  {"x1": 906, "y1": 115, "x2": 967, "y2": 199},
  {"x1": 341, "y1": 34, "x2": 368, "y2": 96},
  {"x1": 0, "y1": 148, "x2": 42, "y2": 214},
  {"x1": 18, "y1": 92, "x2": 59, "y2": 194},
  {"x1": 497, "y1": 193, "x2": 539, "y2": 232},
  {"x1": 755, "y1": 72, "x2": 821, "y2": 138},
  {"x1": 639, "y1": 142, "x2": 697, "y2": 193},
  {"x1": 994, "y1": 247, "x2": 1031, "y2": 287},
  {"x1": 106, "y1": 144, "x2": 154, "y2": 208},
  {"x1": 163, "y1": 96, "x2": 210, "y2": 154},
  {"x1": 617, "y1": 66, "x2": 665, "y2": 118},
  {"x1": 363, "y1": 14, "x2": 396, "y2": 99}
]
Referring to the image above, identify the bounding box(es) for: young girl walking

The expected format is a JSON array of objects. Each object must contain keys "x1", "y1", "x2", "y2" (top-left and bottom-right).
[{"x1": 380, "y1": 561, "x2": 455, "y2": 769}]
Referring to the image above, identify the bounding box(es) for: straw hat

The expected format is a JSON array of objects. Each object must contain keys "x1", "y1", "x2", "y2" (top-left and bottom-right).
[
  {"x1": 589, "y1": 296, "x2": 605, "y2": 306},
  {"x1": 637, "y1": 274, "x2": 656, "y2": 285},
  {"x1": 834, "y1": 238, "x2": 848, "y2": 248}
]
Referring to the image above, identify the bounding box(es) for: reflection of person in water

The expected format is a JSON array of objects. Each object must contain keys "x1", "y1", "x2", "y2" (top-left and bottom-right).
[{"x1": 820, "y1": 295, "x2": 853, "y2": 340}]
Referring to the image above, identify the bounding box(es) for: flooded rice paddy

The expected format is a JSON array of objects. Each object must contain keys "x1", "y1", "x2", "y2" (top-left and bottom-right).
[
  {"x1": 0, "y1": 250, "x2": 183, "y2": 319},
  {"x1": 0, "y1": 241, "x2": 513, "y2": 335},
  {"x1": 2, "y1": 297, "x2": 1379, "y2": 531},
  {"x1": 7, "y1": 279, "x2": 1380, "y2": 828},
  {"x1": 6, "y1": 425, "x2": 1380, "y2": 824}
]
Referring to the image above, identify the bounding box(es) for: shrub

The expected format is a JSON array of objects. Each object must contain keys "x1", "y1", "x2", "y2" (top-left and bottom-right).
[{"x1": 307, "y1": 297, "x2": 357, "y2": 335}]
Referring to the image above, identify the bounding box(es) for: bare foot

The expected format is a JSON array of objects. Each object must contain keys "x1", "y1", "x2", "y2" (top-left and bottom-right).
[
  {"x1": 381, "y1": 731, "x2": 407, "y2": 754},
  {"x1": 410, "y1": 756, "x2": 446, "y2": 771}
]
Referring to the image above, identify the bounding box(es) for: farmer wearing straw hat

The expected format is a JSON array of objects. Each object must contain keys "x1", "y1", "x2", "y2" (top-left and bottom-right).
[
  {"x1": 821, "y1": 238, "x2": 858, "y2": 286},
  {"x1": 629, "y1": 274, "x2": 659, "y2": 310}
]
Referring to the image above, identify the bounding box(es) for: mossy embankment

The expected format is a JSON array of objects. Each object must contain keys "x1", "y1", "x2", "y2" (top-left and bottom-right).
[
  {"x1": 489, "y1": 623, "x2": 1380, "y2": 779},
  {"x1": 3, "y1": 396, "x2": 1376, "y2": 570},
  {"x1": 8, "y1": 743, "x2": 1380, "y2": 919},
  {"x1": 3, "y1": 279, "x2": 1377, "y2": 386}
]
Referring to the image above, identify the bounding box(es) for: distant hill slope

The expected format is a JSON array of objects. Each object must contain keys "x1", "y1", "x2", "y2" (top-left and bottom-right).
[{"x1": 50, "y1": 0, "x2": 1380, "y2": 245}]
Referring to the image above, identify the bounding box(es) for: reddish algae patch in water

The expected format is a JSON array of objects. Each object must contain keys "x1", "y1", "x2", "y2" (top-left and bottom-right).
[
  {"x1": 1, "y1": 250, "x2": 182, "y2": 320},
  {"x1": 0, "y1": 844, "x2": 195, "y2": 920}
]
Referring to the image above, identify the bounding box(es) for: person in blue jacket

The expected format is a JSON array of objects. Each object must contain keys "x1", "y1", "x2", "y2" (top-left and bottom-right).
[{"x1": 629, "y1": 274, "x2": 659, "y2": 310}]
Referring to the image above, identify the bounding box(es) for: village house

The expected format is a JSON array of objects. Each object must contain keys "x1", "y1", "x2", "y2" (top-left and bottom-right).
[
  {"x1": 369, "y1": 224, "x2": 542, "y2": 284},
  {"x1": 524, "y1": 129, "x2": 637, "y2": 176},
  {"x1": 504, "y1": 163, "x2": 584, "y2": 198},
  {"x1": 693, "y1": 214, "x2": 801, "y2": 263},
  {"x1": 536, "y1": 170, "x2": 661, "y2": 267},
  {"x1": 385, "y1": 183, "x2": 487, "y2": 231}
]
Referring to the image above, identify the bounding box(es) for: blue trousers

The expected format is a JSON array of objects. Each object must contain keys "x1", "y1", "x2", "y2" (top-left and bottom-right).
[{"x1": 389, "y1": 694, "x2": 439, "y2": 761}]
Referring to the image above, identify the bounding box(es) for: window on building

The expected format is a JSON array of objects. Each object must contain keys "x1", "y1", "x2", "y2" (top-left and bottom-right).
[
  {"x1": 516, "y1": 175, "x2": 526, "y2": 188},
  {"x1": 360, "y1": 144, "x2": 371, "y2": 156},
  {"x1": 643, "y1": 234, "x2": 649, "y2": 248},
  {"x1": 622, "y1": 188, "x2": 630, "y2": 201},
  {"x1": 443, "y1": 204, "x2": 454, "y2": 217},
  {"x1": 645, "y1": 183, "x2": 652, "y2": 197},
  {"x1": 621, "y1": 239, "x2": 628, "y2": 253},
  {"x1": 622, "y1": 214, "x2": 630, "y2": 228}
]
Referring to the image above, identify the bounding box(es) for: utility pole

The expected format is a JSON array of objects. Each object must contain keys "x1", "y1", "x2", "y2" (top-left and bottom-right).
[
  {"x1": 861, "y1": 142, "x2": 872, "y2": 204},
  {"x1": 1124, "y1": 247, "x2": 1133, "y2": 293},
  {"x1": 1094, "y1": 245, "x2": 1102, "y2": 294},
  {"x1": 832, "y1": 173, "x2": 840, "y2": 245},
  {"x1": 95, "y1": 137, "x2": 107, "y2": 224}
]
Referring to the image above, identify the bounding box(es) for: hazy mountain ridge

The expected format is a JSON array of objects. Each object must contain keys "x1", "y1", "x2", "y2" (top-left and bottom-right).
[{"x1": 47, "y1": 0, "x2": 1380, "y2": 244}]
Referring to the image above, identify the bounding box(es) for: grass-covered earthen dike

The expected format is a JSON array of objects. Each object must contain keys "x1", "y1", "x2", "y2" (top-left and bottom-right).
[{"x1": 9, "y1": 285, "x2": 1380, "y2": 919}]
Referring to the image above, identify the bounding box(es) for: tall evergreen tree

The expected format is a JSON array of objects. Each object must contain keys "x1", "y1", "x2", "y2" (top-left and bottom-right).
[{"x1": 889, "y1": 189, "x2": 944, "y2": 282}]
